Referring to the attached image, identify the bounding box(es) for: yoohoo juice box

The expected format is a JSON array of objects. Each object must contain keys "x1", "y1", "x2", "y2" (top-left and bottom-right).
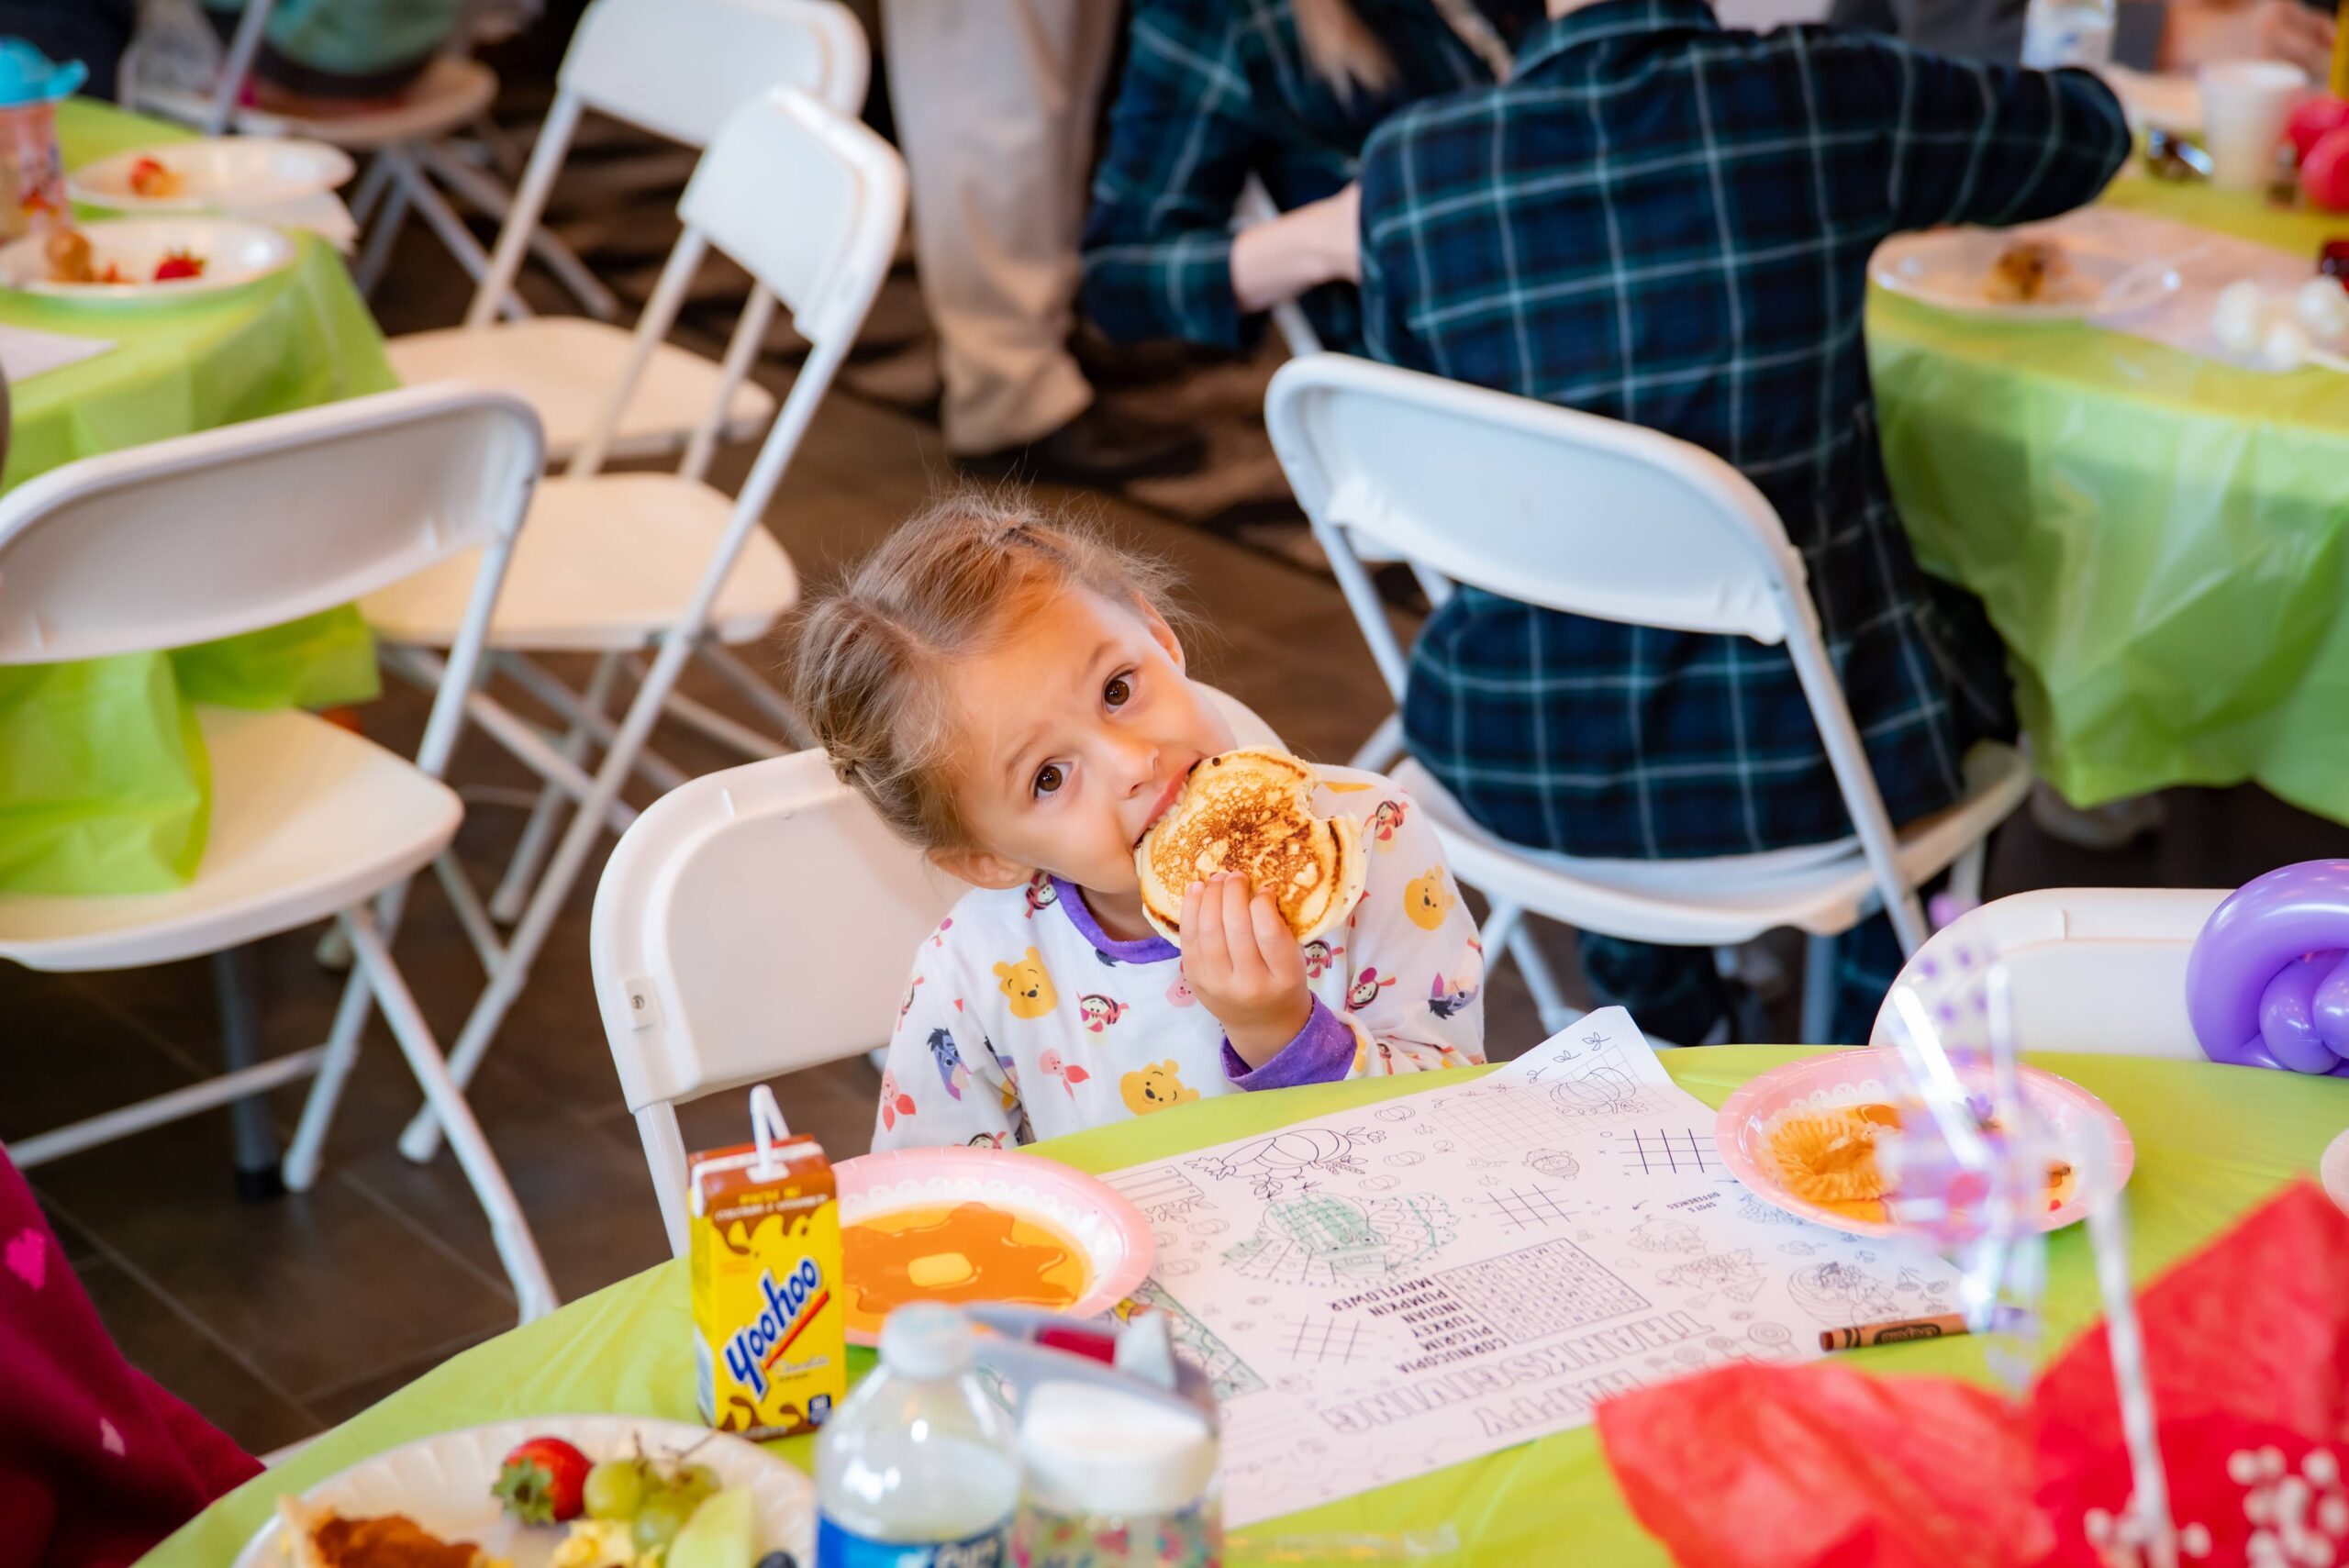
[{"x1": 688, "y1": 1125, "x2": 845, "y2": 1439}]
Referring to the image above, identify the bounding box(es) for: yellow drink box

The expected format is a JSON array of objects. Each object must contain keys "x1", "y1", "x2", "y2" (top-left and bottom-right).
[{"x1": 688, "y1": 1120, "x2": 845, "y2": 1439}]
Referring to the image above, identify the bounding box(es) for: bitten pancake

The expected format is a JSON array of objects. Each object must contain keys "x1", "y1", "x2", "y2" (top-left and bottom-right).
[{"x1": 1134, "y1": 749, "x2": 1367, "y2": 946}]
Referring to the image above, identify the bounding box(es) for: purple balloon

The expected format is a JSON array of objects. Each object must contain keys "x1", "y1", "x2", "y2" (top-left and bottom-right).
[{"x1": 2186, "y1": 860, "x2": 2349, "y2": 1075}]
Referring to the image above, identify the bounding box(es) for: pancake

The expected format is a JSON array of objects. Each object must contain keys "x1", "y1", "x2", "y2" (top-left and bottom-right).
[
  {"x1": 1135, "y1": 748, "x2": 1368, "y2": 946},
  {"x1": 276, "y1": 1498, "x2": 503, "y2": 1568}
]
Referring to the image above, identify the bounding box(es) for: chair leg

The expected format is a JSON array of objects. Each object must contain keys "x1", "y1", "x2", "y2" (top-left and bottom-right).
[
  {"x1": 352, "y1": 162, "x2": 415, "y2": 296},
  {"x1": 347, "y1": 152, "x2": 395, "y2": 228},
  {"x1": 281, "y1": 962, "x2": 378, "y2": 1193},
  {"x1": 402, "y1": 633, "x2": 706, "y2": 1164},
  {"x1": 211, "y1": 946, "x2": 284, "y2": 1202},
  {"x1": 489, "y1": 651, "x2": 623, "y2": 924},
  {"x1": 1347, "y1": 711, "x2": 1406, "y2": 773},
  {"x1": 415, "y1": 139, "x2": 618, "y2": 322},
  {"x1": 341, "y1": 906, "x2": 558, "y2": 1322},
  {"x1": 696, "y1": 640, "x2": 815, "y2": 751},
  {"x1": 1948, "y1": 838, "x2": 1987, "y2": 911},
  {"x1": 1800, "y1": 930, "x2": 1840, "y2": 1045},
  {"x1": 395, "y1": 153, "x2": 508, "y2": 317},
  {"x1": 1509, "y1": 926, "x2": 1579, "y2": 1036}
]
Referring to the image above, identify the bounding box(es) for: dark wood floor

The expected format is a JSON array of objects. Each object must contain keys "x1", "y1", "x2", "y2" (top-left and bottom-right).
[{"x1": 10, "y1": 95, "x2": 2349, "y2": 1458}]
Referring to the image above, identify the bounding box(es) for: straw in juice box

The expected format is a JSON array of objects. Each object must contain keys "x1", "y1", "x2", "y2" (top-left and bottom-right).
[{"x1": 689, "y1": 1085, "x2": 846, "y2": 1439}]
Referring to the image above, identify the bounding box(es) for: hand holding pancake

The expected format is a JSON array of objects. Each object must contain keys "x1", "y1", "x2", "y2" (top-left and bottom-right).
[{"x1": 1182, "y1": 871, "x2": 1312, "y2": 1067}]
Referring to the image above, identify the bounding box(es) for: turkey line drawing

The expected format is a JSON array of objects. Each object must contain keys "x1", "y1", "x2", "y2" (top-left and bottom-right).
[{"x1": 1190, "y1": 1127, "x2": 1386, "y2": 1197}]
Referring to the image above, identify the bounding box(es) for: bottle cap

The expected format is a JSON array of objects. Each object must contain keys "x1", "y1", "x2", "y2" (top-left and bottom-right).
[
  {"x1": 879, "y1": 1303, "x2": 974, "y2": 1381},
  {"x1": 1019, "y1": 1381, "x2": 1218, "y2": 1518}
]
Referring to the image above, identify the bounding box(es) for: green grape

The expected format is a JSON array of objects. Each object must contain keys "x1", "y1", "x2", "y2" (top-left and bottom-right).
[
  {"x1": 583, "y1": 1458, "x2": 651, "y2": 1521},
  {"x1": 672, "y1": 1463, "x2": 721, "y2": 1505},
  {"x1": 631, "y1": 1487, "x2": 698, "y2": 1557}
]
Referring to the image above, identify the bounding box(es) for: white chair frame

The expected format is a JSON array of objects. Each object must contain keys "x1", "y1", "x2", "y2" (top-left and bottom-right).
[
  {"x1": 0, "y1": 386, "x2": 558, "y2": 1321},
  {"x1": 384, "y1": 87, "x2": 907, "y2": 1168},
  {"x1": 1867, "y1": 887, "x2": 2223, "y2": 1058},
  {"x1": 1264, "y1": 353, "x2": 2031, "y2": 1043},
  {"x1": 591, "y1": 693, "x2": 1282, "y2": 1256}
]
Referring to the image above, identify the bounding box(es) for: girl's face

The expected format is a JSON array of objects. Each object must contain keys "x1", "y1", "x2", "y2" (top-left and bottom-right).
[{"x1": 934, "y1": 586, "x2": 1235, "y2": 917}]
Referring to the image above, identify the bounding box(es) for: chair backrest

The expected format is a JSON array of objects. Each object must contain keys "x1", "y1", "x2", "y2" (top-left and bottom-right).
[
  {"x1": 593, "y1": 688, "x2": 1280, "y2": 1253},
  {"x1": 1264, "y1": 351, "x2": 1927, "y2": 949},
  {"x1": 1866, "y1": 887, "x2": 2225, "y2": 1058},
  {"x1": 567, "y1": 87, "x2": 906, "y2": 501},
  {"x1": 464, "y1": 0, "x2": 869, "y2": 328},
  {"x1": 563, "y1": 0, "x2": 867, "y2": 144},
  {"x1": 0, "y1": 386, "x2": 542, "y2": 666},
  {"x1": 1235, "y1": 175, "x2": 1325, "y2": 360}
]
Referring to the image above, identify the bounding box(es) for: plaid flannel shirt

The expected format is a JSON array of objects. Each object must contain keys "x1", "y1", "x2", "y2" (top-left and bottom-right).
[
  {"x1": 1359, "y1": 0, "x2": 2128, "y2": 859},
  {"x1": 1081, "y1": 0, "x2": 1542, "y2": 352}
]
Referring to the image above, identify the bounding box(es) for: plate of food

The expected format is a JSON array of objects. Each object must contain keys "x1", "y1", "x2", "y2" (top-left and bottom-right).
[
  {"x1": 69, "y1": 138, "x2": 355, "y2": 213},
  {"x1": 1870, "y1": 228, "x2": 2181, "y2": 321},
  {"x1": 1, "y1": 217, "x2": 297, "y2": 303},
  {"x1": 230, "y1": 1415, "x2": 810, "y2": 1568},
  {"x1": 1715, "y1": 1046, "x2": 2132, "y2": 1239},
  {"x1": 837, "y1": 1147, "x2": 1153, "y2": 1348}
]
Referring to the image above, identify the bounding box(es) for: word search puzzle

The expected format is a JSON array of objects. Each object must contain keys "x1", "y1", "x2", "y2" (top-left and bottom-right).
[{"x1": 1108, "y1": 1008, "x2": 1962, "y2": 1526}]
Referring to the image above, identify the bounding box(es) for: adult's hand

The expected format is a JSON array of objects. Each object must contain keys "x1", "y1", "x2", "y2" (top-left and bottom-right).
[
  {"x1": 1230, "y1": 182, "x2": 1361, "y2": 314},
  {"x1": 2163, "y1": 0, "x2": 2337, "y2": 82}
]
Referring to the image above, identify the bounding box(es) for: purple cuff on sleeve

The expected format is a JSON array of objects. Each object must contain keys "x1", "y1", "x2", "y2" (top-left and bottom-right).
[{"x1": 1222, "y1": 1000, "x2": 1359, "y2": 1090}]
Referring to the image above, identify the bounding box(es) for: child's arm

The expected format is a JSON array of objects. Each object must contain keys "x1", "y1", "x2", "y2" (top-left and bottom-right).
[
  {"x1": 870, "y1": 959, "x2": 1026, "y2": 1151},
  {"x1": 1196, "y1": 787, "x2": 1486, "y2": 1088}
]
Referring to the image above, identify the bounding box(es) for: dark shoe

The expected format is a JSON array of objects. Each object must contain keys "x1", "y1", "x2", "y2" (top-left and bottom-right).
[{"x1": 959, "y1": 404, "x2": 1207, "y2": 486}]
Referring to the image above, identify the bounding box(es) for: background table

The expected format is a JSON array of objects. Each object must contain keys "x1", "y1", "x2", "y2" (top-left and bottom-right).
[
  {"x1": 1871, "y1": 171, "x2": 2349, "y2": 822},
  {"x1": 0, "y1": 101, "x2": 395, "y2": 896},
  {"x1": 141, "y1": 1047, "x2": 2349, "y2": 1567}
]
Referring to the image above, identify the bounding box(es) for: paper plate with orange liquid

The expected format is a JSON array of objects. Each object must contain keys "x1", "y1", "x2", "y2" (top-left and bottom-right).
[
  {"x1": 835, "y1": 1147, "x2": 1154, "y2": 1347},
  {"x1": 1715, "y1": 1047, "x2": 2132, "y2": 1240}
]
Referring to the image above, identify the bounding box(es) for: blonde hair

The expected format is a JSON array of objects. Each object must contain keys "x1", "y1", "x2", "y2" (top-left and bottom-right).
[
  {"x1": 787, "y1": 492, "x2": 1183, "y2": 851},
  {"x1": 1294, "y1": 0, "x2": 1397, "y2": 100}
]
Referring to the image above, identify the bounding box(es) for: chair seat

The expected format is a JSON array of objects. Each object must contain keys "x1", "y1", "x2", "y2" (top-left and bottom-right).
[
  {"x1": 0, "y1": 708, "x2": 460, "y2": 973},
  {"x1": 387, "y1": 318, "x2": 777, "y2": 463},
  {"x1": 1397, "y1": 742, "x2": 2033, "y2": 948},
  {"x1": 137, "y1": 58, "x2": 500, "y2": 150},
  {"x1": 362, "y1": 473, "x2": 800, "y2": 652}
]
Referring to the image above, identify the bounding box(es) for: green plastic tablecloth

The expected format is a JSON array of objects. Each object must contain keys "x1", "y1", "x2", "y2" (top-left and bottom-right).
[
  {"x1": 139, "y1": 1047, "x2": 2349, "y2": 1568},
  {"x1": 0, "y1": 100, "x2": 394, "y2": 895},
  {"x1": 1872, "y1": 172, "x2": 2349, "y2": 818}
]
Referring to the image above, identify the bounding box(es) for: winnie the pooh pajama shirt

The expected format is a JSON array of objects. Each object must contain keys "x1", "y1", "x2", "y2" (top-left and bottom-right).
[{"x1": 871, "y1": 769, "x2": 1487, "y2": 1150}]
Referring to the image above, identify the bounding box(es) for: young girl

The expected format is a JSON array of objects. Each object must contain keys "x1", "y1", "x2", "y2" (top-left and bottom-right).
[{"x1": 792, "y1": 495, "x2": 1485, "y2": 1151}]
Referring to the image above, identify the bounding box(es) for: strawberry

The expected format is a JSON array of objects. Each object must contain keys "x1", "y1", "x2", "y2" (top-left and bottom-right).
[
  {"x1": 152, "y1": 250, "x2": 206, "y2": 283},
  {"x1": 492, "y1": 1436, "x2": 591, "y2": 1524}
]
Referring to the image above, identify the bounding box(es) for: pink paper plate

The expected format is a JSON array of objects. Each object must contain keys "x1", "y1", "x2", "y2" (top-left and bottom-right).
[
  {"x1": 1714, "y1": 1047, "x2": 2134, "y2": 1240},
  {"x1": 834, "y1": 1147, "x2": 1154, "y2": 1347}
]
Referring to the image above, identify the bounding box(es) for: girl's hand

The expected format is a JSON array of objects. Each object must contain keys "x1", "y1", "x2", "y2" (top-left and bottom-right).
[{"x1": 1183, "y1": 873, "x2": 1313, "y2": 1067}]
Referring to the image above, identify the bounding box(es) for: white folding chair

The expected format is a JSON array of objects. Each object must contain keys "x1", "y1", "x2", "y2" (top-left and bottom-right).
[
  {"x1": 0, "y1": 386, "x2": 558, "y2": 1322},
  {"x1": 591, "y1": 693, "x2": 1280, "y2": 1255},
  {"x1": 1867, "y1": 887, "x2": 2222, "y2": 1058},
  {"x1": 384, "y1": 87, "x2": 907, "y2": 1166},
  {"x1": 386, "y1": 0, "x2": 869, "y2": 464},
  {"x1": 1264, "y1": 353, "x2": 2033, "y2": 1043}
]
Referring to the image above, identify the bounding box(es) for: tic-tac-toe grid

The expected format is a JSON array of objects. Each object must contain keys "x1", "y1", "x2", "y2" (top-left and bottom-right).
[{"x1": 1609, "y1": 1127, "x2": 1720, "y2": 1176}]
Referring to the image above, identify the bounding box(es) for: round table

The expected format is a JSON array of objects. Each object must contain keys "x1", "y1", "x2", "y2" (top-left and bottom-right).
[
  {"x1": 0, "y1": 100, "x2": 395, "y2": 896},
  {"x1": 1870, "y1": 169, "x2": 2349, "y2": 823},
  {"x1": 138, "y1": 1047, "x2": 2349, "y2": 1567}
]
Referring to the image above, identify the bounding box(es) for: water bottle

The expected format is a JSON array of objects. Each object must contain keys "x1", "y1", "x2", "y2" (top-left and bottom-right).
[
  {"x1": 2020, "y1": 0, "x2": 2117, "y2": 70},
  {"x1": 817, "y1": 1305, "x2": 1019, "y2": 1568}
]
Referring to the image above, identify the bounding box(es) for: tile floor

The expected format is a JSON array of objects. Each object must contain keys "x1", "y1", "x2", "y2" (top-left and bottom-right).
[{"x1": 10, "y1": 82, "x2": 2349, "y2": 1456}]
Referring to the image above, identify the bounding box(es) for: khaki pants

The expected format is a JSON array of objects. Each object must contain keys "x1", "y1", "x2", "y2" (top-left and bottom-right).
[{"x1": 881, "y1": 0, "x2": 1118, "y2": 454}]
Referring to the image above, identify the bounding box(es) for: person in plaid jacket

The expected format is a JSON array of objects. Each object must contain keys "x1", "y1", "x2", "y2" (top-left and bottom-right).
[
  {"x1": 1081, "y1": 0, "x2": 1542, "y2": 355},
  {"x1": 1355, "y1": 0, "x2": 2132, "y2": 1042}
]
